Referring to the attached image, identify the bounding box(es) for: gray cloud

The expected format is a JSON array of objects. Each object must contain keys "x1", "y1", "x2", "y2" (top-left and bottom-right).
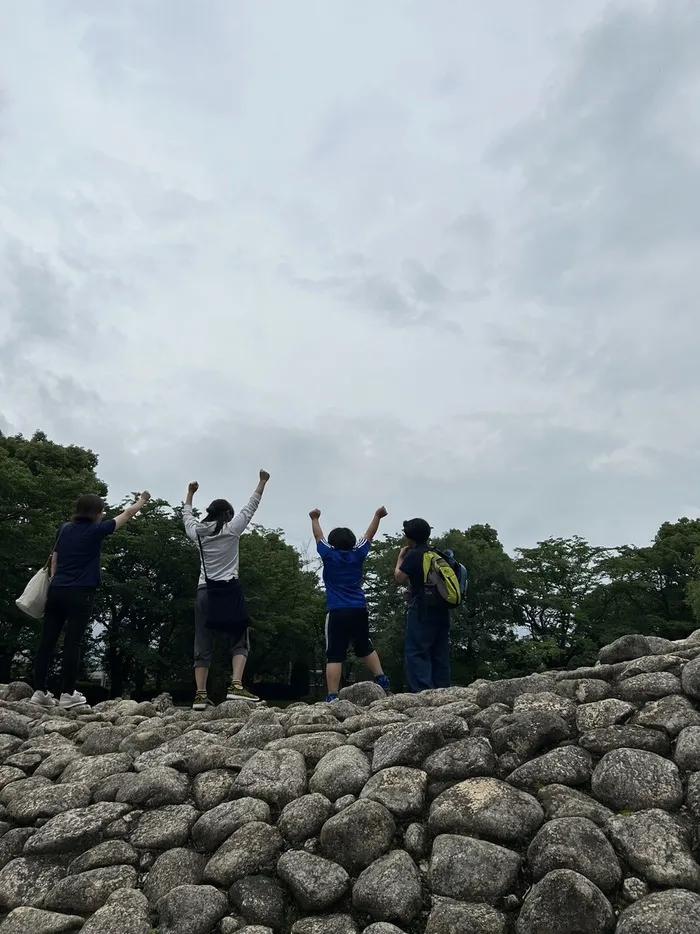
[{"x1": 1, "y1": 0, "x2": 699, "y2": 558}]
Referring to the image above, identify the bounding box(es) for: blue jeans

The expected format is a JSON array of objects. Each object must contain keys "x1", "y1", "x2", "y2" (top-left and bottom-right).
[{"x1": 405, "y1": 602, "x2": 451, "y2": 692}]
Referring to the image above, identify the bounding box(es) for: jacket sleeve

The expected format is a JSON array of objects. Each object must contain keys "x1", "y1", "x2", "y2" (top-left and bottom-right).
[
  {"x1": 229, "y1": 493, "x2": 262, "y2": 535},
  {"x1": 182, "y1": 504, "x2": 201, "y2": 543}
]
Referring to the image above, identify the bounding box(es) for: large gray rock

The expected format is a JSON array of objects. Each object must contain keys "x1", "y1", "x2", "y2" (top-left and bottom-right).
[
  {"x1": 6, "y1": 783, "x2": 91, "y2": 825},
  {"x1": 235, "y1": 750, "x2": 307, "y2": 808},
  {"x1": 506, "y1": 746, "x2": 592, "y2": 790},
  {"x1": 60, "y1": 754, "x2": 134, "y2": 790},
  {"x1": 144, "y1": 848, "x2": 206, "y2": 905},
  {"x1": 156, "y1": 884, "x2": 228, "y2": 934},
  {"x1": 576, "y1": 699, "x2": 636, "y2": 732},
  {"x1": 352, "y1": 851, "x2": 422, "y2": 926},
  {"x1": 371, "y1": 721, "x2": 443, "y2": 771},
  {"x1": 615, "y1": 889, "x2": 700, "y2": 933},
  {"x1": 191, "y1": 797, "x2": 271, "y2": 852},
  {"x1": 425, "y1": 899, "x2": 507, "y2": 934},
  {"x1": 556, "y1": 679, "x2": 611, "y2": 704},
  {"x1": 203, "y1": 821, "x2": 284, "y2": 887},
  {"x1": 192, "y1": 769, "x2": 237, "y2": 811},
  {"x1": 129, "y1": 804, "x2": 198, "y2": 849},
  {"x1": 265, "y1": 733, "x2": 345, "y2": 767},
  {"x1": 43, "y1": 865, "x2": 138, "y2": 915},
  {"x1": 527, "y1": 817, "x2": 621, "y2": 892},
  {"x1": 108, "y1": 767, "x2": 189, "y2": 808},
  {"x1": 422, "y1": 737, "x2": 495, "y2": 781},
  {"x1": 681, "y1": 655, "x2": 700, "y2": 700},
  {"x1": 429, "y1": 777, "x2": 544, "y2": 844},
  {"x1": 309, "y1": 746, "x2": 371, "y2": 801},
  {"x1": 633, "y1": 694, "x2": 700, "y2": 735},
  {"x1": 277, "y1": 793, "x2": 333, "y2": 843},
  {"x1": 277, "y1": 850, "x2": 350, "y2": 911},
  {"x1": 579, "y1": 725, "x2": 670, "y2": 756},
  {"x1": 674, "y1": 725, "x2": 700, "y2": 770},
  {"x1": 0, "y1": 907, "x2": 83, "y2": 934},
  {"x1": 513, "y1": 691, "x2": 577, "y2": 722},
  {"x1": 68, "y1": 841, "x2": 139, "y2": 875},
  {"x1": 290, "y1": 915, "x2": 358, "y2": 934},
  {"x1": 688, "y1": 772, "x2": 700, "y2": 820},
  {"x1": 591, "y1": 749, "x2": 683, "y2": 811},
  {"x1": 359, "y1": 767, "x2": 427, "y2": 818},
  {"x1": 0, "y1": 858, "x2": 66, "y2": 909},
  {"x1": 429, "y1": 834, "x2": 520, "y2": 902},
  {"x1": 229, "y1": 875, "x2": 286, "y2": 931},
  {"x1": 23, "y1": 804, "x2": 130, "y2": 855},
  {"x1": 606, "y1": 809, "x2": 700, "y2": 890},
  {"x1": 616, "y1": 672, "x2": 682, "y2": 703},
  {"x1": 476, "y1": 673, "x2": 556, "y2": 708},
  {"x1": 80, "y1": 888, "x2": 150, "y2": 934},
  {"x1": 491, "y1": 711, "x2": 570, "y2": 766},
  {"x1": 319, "y1": 799, "x2": 395, "y2": 874},
  {"x1": 598, "y1": 635, "x2": 651, "y2": 665},
  {"x1": 339, "y1": 681, "x2": 386, "y2": 706},
  {"x1": 516, "y1": 869, "x2": 614, "y2": 934}
]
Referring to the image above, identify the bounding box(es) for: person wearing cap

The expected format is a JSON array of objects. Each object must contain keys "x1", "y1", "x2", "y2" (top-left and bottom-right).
[{"x1": 394, "y1": 517, "x2": 451, "y2": 692}]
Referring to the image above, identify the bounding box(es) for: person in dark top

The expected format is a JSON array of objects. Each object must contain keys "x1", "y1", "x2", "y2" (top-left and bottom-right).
[
  {"x1": 310, "y1": 506, "x2": 391, "y2": 703},
  {"x1": 394, "y1": 517, "x2": 451, "y2": 692},
  {"x1": 31, "y1": 490, "x2": 151, "y2": 709}
]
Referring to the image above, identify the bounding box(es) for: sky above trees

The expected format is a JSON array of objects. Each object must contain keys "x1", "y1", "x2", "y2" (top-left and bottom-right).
[{"x1": 1, "y1": 1, "x2": 699, "y2": 554}]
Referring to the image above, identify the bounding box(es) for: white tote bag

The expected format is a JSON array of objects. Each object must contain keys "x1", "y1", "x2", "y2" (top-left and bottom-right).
[{"x1": 15, "y1": 566, "x2": 50, "y2": 619}]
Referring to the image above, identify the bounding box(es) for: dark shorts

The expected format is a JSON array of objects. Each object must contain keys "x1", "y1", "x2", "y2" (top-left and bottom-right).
[{"x1": 325, "y1": 608, "x2": 374, "y2": 663}]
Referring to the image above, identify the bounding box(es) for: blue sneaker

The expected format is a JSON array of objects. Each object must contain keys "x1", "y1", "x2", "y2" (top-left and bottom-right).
[
  {"x1": 326, "y1": 692, "x2": 339, "y2": 703},
  {"x1": 375, "y1": 674, "x2": 392, "y2": 694}
]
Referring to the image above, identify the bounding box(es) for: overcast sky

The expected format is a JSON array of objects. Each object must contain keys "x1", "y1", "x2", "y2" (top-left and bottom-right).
[{"x1": 1, "y1": 0, "x2": 698, "y2": 555}]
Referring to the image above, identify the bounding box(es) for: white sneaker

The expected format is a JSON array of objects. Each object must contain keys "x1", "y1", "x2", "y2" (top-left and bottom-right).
[
  {"x1": 59, "y1": 691, "x2": 88, "y2": 709},
  {"x1": 30, "y1": 690, "x2": 56, "y2": 708}
]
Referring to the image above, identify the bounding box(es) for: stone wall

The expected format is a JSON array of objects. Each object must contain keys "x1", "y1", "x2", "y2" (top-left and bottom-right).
[{"x1": 1, "y1": 631, "x2": 700, "y2": 932}]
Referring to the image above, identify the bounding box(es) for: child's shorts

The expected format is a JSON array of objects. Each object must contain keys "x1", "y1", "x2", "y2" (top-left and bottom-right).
[{"x1": 325, "y1": 608, "x2": 374, "y2": 663}]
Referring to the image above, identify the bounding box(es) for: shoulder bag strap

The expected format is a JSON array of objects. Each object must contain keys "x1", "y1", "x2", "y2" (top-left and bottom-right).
[
  {"x1": 45, "y1": 522, "x2": 68, "y2": 569},
  {"x1": 196, "y1": 534, "x2": 211, "y2": 584}
]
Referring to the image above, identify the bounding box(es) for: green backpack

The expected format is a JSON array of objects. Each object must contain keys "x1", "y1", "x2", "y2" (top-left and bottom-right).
[{"x1": 422, "y1": 549, "x2": 464, "y2": 608}]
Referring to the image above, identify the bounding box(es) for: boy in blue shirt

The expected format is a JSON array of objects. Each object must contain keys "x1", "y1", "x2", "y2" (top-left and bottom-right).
[{"x1": 310, "y1": 506, "x2": 391, "y2": 702}]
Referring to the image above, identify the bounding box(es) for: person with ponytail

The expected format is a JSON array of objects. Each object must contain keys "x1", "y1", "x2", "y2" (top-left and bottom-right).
[{"x1": 183, "y1": 471, "x2": 270, "y2": 709}]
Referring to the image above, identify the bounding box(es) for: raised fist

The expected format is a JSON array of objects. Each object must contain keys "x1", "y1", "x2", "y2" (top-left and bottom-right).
[
  {"x1": 188, "y1": 481, "x2": 199, "y2": 495},
  {"x1": 309, "y1": 509, "x2": 321, "y2": 520},
  {"x1": 259, "y1": 470, "x2": 271, "y2": 483},
  {"x1": 375, "y1": 506, "x2": 388, "y2": 519}
]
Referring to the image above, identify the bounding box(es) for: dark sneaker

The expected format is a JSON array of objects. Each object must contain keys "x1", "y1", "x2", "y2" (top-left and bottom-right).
[
  {"x1": 226, "y1": 683, "x2": 261, "y2": 703},
  {"x1": 375, "y1": 674, "x2": 392, "y2": 695},
  {"x1": 326, "y1": 692, "x2": 340, "y2": 703},
  {"x1": 193, "y1": 692, "x2": 214, "y2": 711}
]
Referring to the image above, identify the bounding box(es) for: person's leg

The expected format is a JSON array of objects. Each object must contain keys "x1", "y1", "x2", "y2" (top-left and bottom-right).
[
  {"x1": 404, "y1": 604, "x2": 434, "y2": 693},
  {"x1": 194, "y1": 587, "x2": 215, "y2": 699},
  {"x1": 33, "y1": 590, "x2": 67, "y2": 697},
  {"x1": 430, "y1": 613, "x2": 452, "y2": 689},
  {"x1": 325, "y1": 611, "x2": 350, "y2": 700},
  {"x1": 60, "y1": 588, "x2": 95, "y2": 698},
  {"x1": 353, "y1": 610, "x2": 390, "y2": 691},
  {"x1": 227, "y1": 629, "x2": 260, "y2": 702}
]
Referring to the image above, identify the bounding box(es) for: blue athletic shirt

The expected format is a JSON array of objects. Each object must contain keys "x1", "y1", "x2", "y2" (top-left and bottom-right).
[
  {"x1": 50, "y1": 518, "x2": 117, "y2": 589},
  {"x1": 317, "y1": 538, "x2": 371, "y2": 611}
]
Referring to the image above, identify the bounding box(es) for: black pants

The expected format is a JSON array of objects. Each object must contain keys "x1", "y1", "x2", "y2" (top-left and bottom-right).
[
  {"x1": 325, "y1": 608, "x2": 374, "y2": 663},
  {"x1": 33, "y1": 587, "x2": 95, "y2": 694}
]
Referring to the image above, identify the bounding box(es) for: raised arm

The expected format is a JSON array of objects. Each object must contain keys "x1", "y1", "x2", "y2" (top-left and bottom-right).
[
  {"x1": 309, "y1": 509, "x2": 325, "y2": 543},
  {"x1": 229, "y1": 470, "x2": 270, "y2": 535},
  {"x1": 114, "y1": 491, "x2": 151, "y2": 531},
  {"x1": 364, "y1": 506, "x2": 388, "y2": 543},
  {"x1": 394, "y1": 545, "x2": 410, "y2": 584},
  {"x1": 182, "y1": 481, "x2": 200, "y2": 542}
]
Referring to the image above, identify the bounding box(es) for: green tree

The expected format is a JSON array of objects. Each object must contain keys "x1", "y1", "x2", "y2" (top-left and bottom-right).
[
  {"x1": 95, "y1": 498, "x2": 199, "y2": 696},
  {"x1": 512, "y1": 536, "x2": 611, "y2": 670},
  {"x1": 0, "y1": 431, "x2": 106, "y2": 680}
]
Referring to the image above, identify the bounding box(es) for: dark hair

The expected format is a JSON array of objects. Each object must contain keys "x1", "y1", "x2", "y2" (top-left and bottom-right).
[
  {"x1": 73, "y1": 494, "x2": 106, "y2": 522},
  {"x1": 203, "y1": 499, "x2": 234, "y2": 535},
  {"x1": 328, "y1": 527, "x2": 357, "y2": 551},
  {"x1": 403, "y1": 517, "x2": 431, "y2": 545}
]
